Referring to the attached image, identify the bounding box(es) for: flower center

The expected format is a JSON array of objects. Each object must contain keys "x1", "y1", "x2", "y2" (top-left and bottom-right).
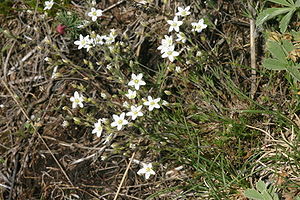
[
  {"x1": 167, "y1": 51, "x2": 173, "y2": 56},
  {"x1": 118, "y1": 119, "x2": 123, "y2": 124}
]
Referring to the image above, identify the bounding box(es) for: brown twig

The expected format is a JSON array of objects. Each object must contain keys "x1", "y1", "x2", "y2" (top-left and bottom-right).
[{"x1": 103, "y1": 0, "x2": 126, "y2": 13}]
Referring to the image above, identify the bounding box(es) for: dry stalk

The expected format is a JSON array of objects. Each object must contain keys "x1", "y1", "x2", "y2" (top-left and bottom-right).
[
  {"x1": 113, "y1": 139, "x2": 141, "y2": 200},
  {"x1": 248, "y1": 0, "x2": 257, "y2": 98}
]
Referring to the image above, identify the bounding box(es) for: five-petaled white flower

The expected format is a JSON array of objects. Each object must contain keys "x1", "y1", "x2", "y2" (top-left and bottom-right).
[
  {"x1": 74, "y1": 34, "x2": 92, "y2": 50},
  {"x1": 44, "y1": 0, "x2": 54, "y2": 10},
  {"x1": 111, "y1": 113, "x2": 128, "y2": 130},
  {"x1": 176, "y1": 32, "x2": 187, "y2": 43},
  {"x1": 137, "y1": 163, "x2": 156, "y2": 180},
  {"x1": 88, "y1": 7, "x2": 103, "y2": 22},
  {"x1": 167, "y1": 16, "x2": 183, "y2": 32},
  {"x1": 126, "y1": 105, "x2": 143, "y2": 120},
  {"x1": 125, "y1": 89, "x2": 137, "y2": 99},
  {"x1": 175, "y1": 6, "x2": 191, "y2": 17},
  {"x1": 128, "y1": 73, "x2": 146, "y2": 90},
  {"x1": 161, "y1": 45, "x2": 180, "y2": 62},
  {"x1": 143, "y1": 96, "x2": 161, "y2": 111},
  {"x1": 157, "y1": 35, "x2": 174, "y2": 53},
  {"x1": 191, "y1": 19, "x2": 207, "y2": 33},
  {"x1": 92, "y1": 118, "x2": 104, "y2": 137},
  {"x1": 70, "y1": 91, "x2": 84, "y2": 109}
]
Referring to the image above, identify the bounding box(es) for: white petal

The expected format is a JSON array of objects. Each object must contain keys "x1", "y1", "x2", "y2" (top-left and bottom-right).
[
  {"x1": 120, "y1": 113, "x2": 125, "y2": 119},
  {"x1": 111, "y1": 121, "x2": 117, "y2": 127},
  {"x1": 72, "y1": 102, "x2": 77, "y2": 109},
  {"x1": 117, "y1": 124, "x2": 122, "y2": 130},
  {"x1": 145, "y1": 173, "x2": 151, "y2": 179}
]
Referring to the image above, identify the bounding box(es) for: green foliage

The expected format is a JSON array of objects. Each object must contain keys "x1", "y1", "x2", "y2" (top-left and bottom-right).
[
  {"x1": 244, "y1": 180, "x2": 279, "y2": 200},
  {"x1": 256, "y1": 0, "x2": 300, "y2": 32},
  {"x1": 262, "y1": 34, "x2": 300, "y2": 81},
  {"x1": 0, "y1": 0, "x2": 14, "y2": 15}
]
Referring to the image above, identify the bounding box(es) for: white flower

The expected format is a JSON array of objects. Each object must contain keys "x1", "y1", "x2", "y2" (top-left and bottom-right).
[
  {"x1": 128, "y1": 73, "x2": 146, "y2": 90},
  {"x1": 110, "y1": 29, "x2": 117, "y2": 38},
  {"x1": 123, "y1": 101, "x2": 130, "y2": 108},
  {"x1": 161, "y1": 45, "x2": 180, "y2": 62},
  {"x1": 126, "y1": 105, "x2": 143, "y2": 120},
  {"x1": 44, "y1": 0, "x2": 54, "y2": 10},
  {"x1": 137, "y1": 163, "x2": 156, "y2": 180},
  {"x1": 175, "y1": 6, "x2": 191, "y2": 17},
  {"x1": 94, "y1": 34, "x2": 106, "y2": 45},
  {"x1": 104, "y1": 34, "x2": 115, "y2": 45},
  {"x1": 167, "y1": 16, "x2": 183, "y2": 32},
  {"x1": 74, "y1": 34, "x2": 92, "y2": 50},
  {"x1": 70, "y1": 91, "x2": 84, "y2": 109},
  {"x1": 88, "y1": 7, "x2": 103, "y2": 22},
  {"x1": 157, "y1": 35, "x2": 173, "y2": 53},
  {"x1": 92, "y1": 118, "x2": 104, "y2": 137},
  {"x1": 176, "y1": 32, "x2": 187, "y2": 43},
  {"x1": 125, "y1": 89, "x2": 137, "y2": 99},
  {"x1": 143, "y1": 96, "x2": 161, "y2": 111},
  {"x1": 111, "y1": 113, "x2": 128, "y2": 130},
  {"x1": 191, "y1": 19, "x2": 207, "y2": 33}
]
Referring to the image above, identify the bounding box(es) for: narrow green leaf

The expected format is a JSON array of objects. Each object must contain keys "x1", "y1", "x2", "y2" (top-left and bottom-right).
[
  {"x1": 268, "y1": 0, "x2": 292, "y2": 6},
  {"x1": 279, "y1": 9, "x2": 296, "y2": 32},
  {"x1": 285, "y1": 65, "x2": 300, "y2": 81},
  {"x1": 244, "y1": 189, "x2": 264, "y2": 200},
  {"x1": 256, "y1": 8, "x2": 292, "y2": 26},
  {"x1": 296, "y1": 0, "x2": 300, "y2": 6},
  {"x1": 256, "y1": 180, "x2": 267, "y2": 193},
  {"x1": 267, "y1": 40, "x2": 287, "y2": 60},
  {"x1": 263, "y1": 58, "x2": 286, "y2": 70}
]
